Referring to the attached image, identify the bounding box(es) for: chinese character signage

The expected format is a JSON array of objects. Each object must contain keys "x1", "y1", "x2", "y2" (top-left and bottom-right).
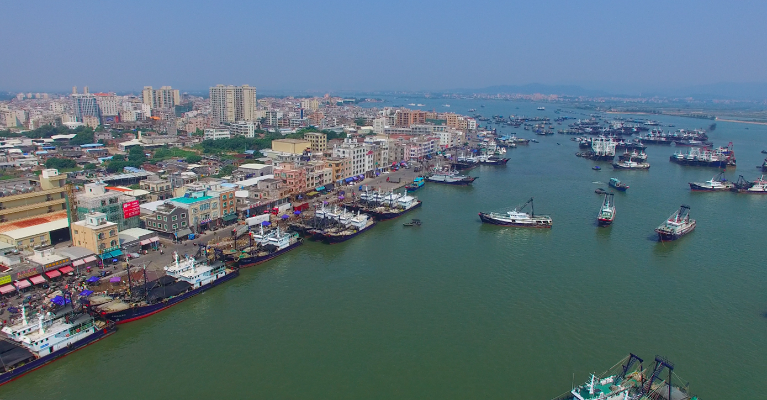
[{"x1": 123, "y1": 200, "x2": 140, "y2": 219}]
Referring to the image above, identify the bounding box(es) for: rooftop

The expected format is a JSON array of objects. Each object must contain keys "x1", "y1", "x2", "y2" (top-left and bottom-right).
[
  {"x1": 0, "y1": 211, "x2": 68, "y2": 234},
  {"x1": 170, "y1": 195, "x2": 213, "y2": 204},
  {"x1": 0, "y1": 217, "x2": 69, "y2": 240}
]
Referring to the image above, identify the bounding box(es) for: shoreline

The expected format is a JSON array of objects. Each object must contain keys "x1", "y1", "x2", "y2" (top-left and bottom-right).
[{"x1": 715, "y1": 117, "x2": 767, "y2": 126}]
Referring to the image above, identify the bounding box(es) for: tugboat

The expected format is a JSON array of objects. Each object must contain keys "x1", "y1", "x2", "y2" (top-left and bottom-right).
[
  {"x1": 478, "y1": 198, "x2": 552, "y2": 228},
  {"x1": 596, "y1": 193, "x2": 615, "y2": 226},
  {"x1": 689, "y1": 172, "x2": 734, "y2": 191},
  {"x1": 405, "y1": 177, "x2": 425, "y2": 192},
  {"x1": 426, "y1": 170, "x2": 477, "y2": 185},
  {"x1": 238, "y1": 226, "x2": 303, "y2": 267},
  {"x1": 0, "y1": 304, "x2": 116, "y2": 386},
  {"x1": 608, "y1": 178, "x2": 629, "y2": 191},
  {"x1": 95, "y1": 252, "x2": 239, "y2": 324},
  {"x1": 655, "y1": 205, "x2": 696, "y2": 241},
  {"x1": 551, "y1": 353, "x2": 701, "y2": 400}
]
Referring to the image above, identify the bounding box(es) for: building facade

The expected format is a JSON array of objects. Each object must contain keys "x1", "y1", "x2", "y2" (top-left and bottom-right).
[
  {"x1": 209, "y1": 84, "x2": 257, "y2": 124},
  {"x1": 71, "y1": 212, "x2": 119, "y2": 255}
]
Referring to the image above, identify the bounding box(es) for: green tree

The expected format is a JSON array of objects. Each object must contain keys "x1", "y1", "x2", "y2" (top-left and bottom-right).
[
  {"x1": 83, "y1": 163, "x2": 97, "y2": 170},
  {"x1": 186, "y1": 154, "x2": 202, "y2": 164},
  {"x1": 217, "y1": 165, "x2": 235, "y2": 177},
  {"x1": 45, "y1": 158, "x2": 77, "y2": 169},
  {"x1": 354, "y1": 118, "x2": 366, "y2": 126}
]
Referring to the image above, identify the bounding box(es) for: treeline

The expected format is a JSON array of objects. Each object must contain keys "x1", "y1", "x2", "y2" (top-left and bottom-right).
[{"x1": 44, "y1": 158, "x2": 77, "y2": 169}]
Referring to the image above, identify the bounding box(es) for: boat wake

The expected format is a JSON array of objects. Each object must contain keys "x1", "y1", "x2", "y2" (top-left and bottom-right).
[{"x1": 592, "y1": 181, "x2": 602, "y2": 184}]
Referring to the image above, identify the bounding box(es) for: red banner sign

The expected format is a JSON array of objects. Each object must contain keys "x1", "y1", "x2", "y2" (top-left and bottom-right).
[{"x1": 123, "y1": 200, "x2": 140, "y2": 219}]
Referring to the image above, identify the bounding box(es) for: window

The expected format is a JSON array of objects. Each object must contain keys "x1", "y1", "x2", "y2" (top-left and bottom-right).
[
  {"x1": 229, "y1": 200, "x2": 233, "y2": 206},
  {"x1": 30, "y1": 238, "x2": 34, "y2": 243},
  {"x1": 98, "y1": 233, "x2": 105, "y2": 240},
  {"x1": 110, "y1": 240, "x2": 116, "y2": 247},
  {"x1": 181, "y1": 222, "x2": 186, "y2": 227},
  {"x1": 181, "y1": 213, "x2": 186, "y2": 218},
  {"x1": 157, "y1": 215, "x2": 162, "y2": 220},
  {"x1": 99, "y1": 243, "x2": 106, "y2": 250},
  {"x1": 74, "y1": 230, "x2": 78, "y2": 235},
  {"x1": 109, "y1": 230, "x2": 116, "y2": 237},
  {"x1": 172, "y1": 224, "x2": 177, "y2": 229},
  {"x1": 172, "y1": 215, "x2": 177, "y2": 221},
  {"x1": 164, "y1": 224, "x2": 167, "y2": 230}
]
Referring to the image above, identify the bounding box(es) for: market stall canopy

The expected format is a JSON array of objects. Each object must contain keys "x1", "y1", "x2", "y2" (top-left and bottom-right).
[
  {"x1": 109, "y1": 276, "x2": 121, "y2": 283},
  {"x1": 59, "y1": 266, "x2": 74, "y2": 274},
  {"x1": 51, "y1": 296, "x2": 71, "y2": 306},
  {"x1": 0, "y1": 284, "x2": 15, "y2": 294},
  {"x1": 79, "y1": 290, "x2": 94, "y2": 297},
  {"x1": 86, "y1": 276, "x2": 100, "y2": 283},
  {"x1": 45, "y1": 270, "x2": 61, "y2": 279},
  {"x1": 29, "y1": 275, "x2": 46, "y2": 285}
]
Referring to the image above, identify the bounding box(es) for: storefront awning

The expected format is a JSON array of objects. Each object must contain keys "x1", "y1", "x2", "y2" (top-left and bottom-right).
[
  {"x1": 0, "y1": 284, "x2": 15, "y2": 294},
  {"x1": 59, "y1": 266, "x2": 74, "y2": 274},
  {"x1": 315, "y1": 186, "x2": 325, "y2": 192},
  {"x1": 139, "y1": 239, "x2": 151, "y2": 245},
  {"x1": 111, "y1": 250, "x2": 124, "y2": 257},
  {"x1": 175, "y1": 228, "x2": 192, "y2": 237},
  {"x1": 149, "y1": 236, "x2": 159, "y2": 242},
  {"x1": 344, "y1": 177, "x2": 354, "y2": 182},
  {"x1": 99, "y1": 253, "x2": 111, "y2": 259},
  {"x1": 29, "y1": 275, "x2": 46, "y2": 285},
  {"x1": 223, "y1": 214, "x2": 238, "y2": 222},
  {"x1": 45, "y1": 270, "x2": 61, "y2": 278},
  {"x1": 15, "y1": 279, "x2": 31, "y2": 289},
  {"x1": 84, "y1": 256, "x2": 98, "y2": 263},
  {"x1": 72, "y1": 259, "x2": 85, "y2": 267}
]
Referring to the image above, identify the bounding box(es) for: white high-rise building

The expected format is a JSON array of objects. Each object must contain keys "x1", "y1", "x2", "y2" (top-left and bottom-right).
[
  {"x1": 209, "y1": 84, "x2": 257, "y2": 124},
  {"x1": 142, "y1": 86, "x2": 180, "y2": 109}
]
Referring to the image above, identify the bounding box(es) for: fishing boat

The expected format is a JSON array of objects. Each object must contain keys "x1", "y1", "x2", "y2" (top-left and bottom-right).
[
  {"x1": 426, "y1": 171, "x2": 477, "y2": 185},
  {"x1": 95, "y1": 253, "x2": 239, "y2": 324},
  {"x1": 596, "y1": 193, "x2": 615, "y2": 226},
  {"x1": 594, "y1": 188, "x2": 607, "y2": 195},
  {"x1": 592, "y1": 166, "x2": 601, "y2": 171},
  {"x1": 478, "y1": 198, "x2": 552, "y2": 228},
  {"x1": 238, "y1": 227, "x2": 303, "y2": 267},
  {"x1": 608, "y1": 178, "x2": 628, "y2": 191},
  {"x1": 688, "y1": 172, "x2": 734, "y2": 191},
  {"x1": 537, "y1": 106, "x2": 545, "y2": 111},
  {"x1": 670, "y1": 144, "x2": 735, "y2": 169},
  {"x1": 0, "y1": 303, "x2": 116, "y2": 386},
  {"x1": 478, "y1": 155, "x2": 509, "y2": 165},
  {"x1": 746, "y1": 175, "x2": 767, "y2": 193},
  {"x1": 551, "y1": 353, "x2": 701, "y2": 400},
  {"x1": 612, "y1": 160, "x2": 650, "y2": 170},
  {"x1": 405, "y1": 177, "x2": 425, "y2": 192},
  {"x1": 403, "y1": 219, "x2": 421, "y2": 227},
  {"x1": 312, "y1": 211, "x2": 377, "y2": 244},
  {"x1": 655, "y1": 205, "x2": 695, "y2": 241}
]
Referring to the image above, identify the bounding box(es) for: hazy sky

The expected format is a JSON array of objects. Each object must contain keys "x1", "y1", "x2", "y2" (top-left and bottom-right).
[{"x1": 1, "y1": 0, "x2": 765, "y2": 93}]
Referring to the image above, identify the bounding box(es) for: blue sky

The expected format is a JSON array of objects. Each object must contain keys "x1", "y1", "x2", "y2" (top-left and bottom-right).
[{"x1": 1, "y1": 0, "x2": 765, "y2": 93}]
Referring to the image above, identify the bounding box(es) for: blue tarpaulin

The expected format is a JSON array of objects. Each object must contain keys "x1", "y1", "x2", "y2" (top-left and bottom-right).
[
  {"x1": 261, "y1": 221, "x2": 271, "y2": 226},
  {"x1": 86, "y1": 276, "x2": 100, "y2": 283},
  {"x1": 345, "y1": 177, "x2": 354, "y2": 182},
  {"x1": 51, "y1": 296, "x2": 71, "y2": 306},
  {"x1": 79, "y1": 290, "x2": 94, "y2": 297}
]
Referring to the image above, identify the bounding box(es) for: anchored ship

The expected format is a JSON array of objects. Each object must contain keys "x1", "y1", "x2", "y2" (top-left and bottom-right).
[
  {"x1": 688, "y1": 172, "x2": 733, "y2": 191},
  {"x1": 608, "y1": 178, "x2": 629, "y2": 192},
  {"x1": 426, "y1": 170, "x2": 477, "y2": 185},
  {"x1": 596, "y1": 193, "x2": 615, "y2": 226},
  {"x1": 478, "y1": 197, "x2": 552, "y2": 228},
  {"x1": 310, "y1": 210, "x2": 377, "y2": 244},
  {"x1": 238, "y1": 226, "x2": 303, "y2": 267},
  {"x1": 670, "y1": 143, "x2": 735, "y2": 169},
  {"x1": 0, "y1": 302, "x2": 116, "y2": 386},
  {"x1": 551, "y1": 353, "x2": 700, "y2": 400},
  {"x1": 655, "y1": 205, "x2": 695, "y2": 241},
  {"x1": 95, "y1": 253, "x2": 239, "y2": 324},
  {"x1": 612, "y1": 160, "x2": 650, "y2": 170}
]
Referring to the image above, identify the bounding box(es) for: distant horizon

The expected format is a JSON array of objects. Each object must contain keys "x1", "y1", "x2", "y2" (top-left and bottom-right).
[{"x1": 4, "y1": 81, "x2": 767, "y2": 101}]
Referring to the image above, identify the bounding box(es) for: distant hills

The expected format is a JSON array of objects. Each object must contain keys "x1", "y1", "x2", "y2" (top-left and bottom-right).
[{"x1": 462, "y1": 82, "x2": 767, "y2": 101}]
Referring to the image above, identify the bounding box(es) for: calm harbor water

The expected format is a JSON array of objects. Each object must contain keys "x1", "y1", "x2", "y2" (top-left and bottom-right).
[{"x1": 3, "y1": 99, "x2": 767, "y2": 399}]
